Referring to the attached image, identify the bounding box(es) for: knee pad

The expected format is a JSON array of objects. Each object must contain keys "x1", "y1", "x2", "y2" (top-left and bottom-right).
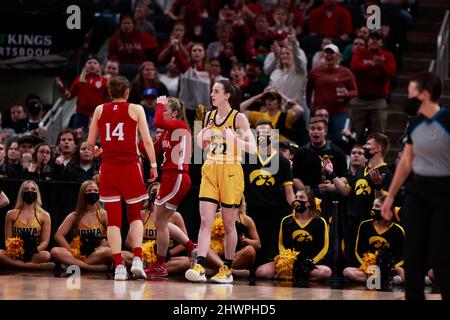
[
  {"x1": 105, "y1": 201, "x2": 122, "y2": 228},
  {"x1": 126, "y1": 202, "x2": 142, "y2": 223}
]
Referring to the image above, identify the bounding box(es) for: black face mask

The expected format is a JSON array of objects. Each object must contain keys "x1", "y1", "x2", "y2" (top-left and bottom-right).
[
  {"x1": 292, "y1": 200, "x2": 307, "y2": 213},
  {"x1": 149, "y1": 190, "x2": 157, "y2": 203},
  {"x1": 371, "y1": 209, "x2": 383, "y2": 221},
  {"x1": 85, "y1": 192, "x2": 99, "y2": 205},
  {"x1": 364, "y1": 148, "x2": 374, "y2": 160},
  {"x1": 404, "y1": 97, "x2": 422, "y2": 116},
  {"x1": 23, "y1": 191, "x2": 37, "y2": 204},
  {"x1": 257, "y1": 135, "x2": 271, "y2": 147},
  {"x1": 28, "y1": 102, "x2": 41, "y2": 116}
]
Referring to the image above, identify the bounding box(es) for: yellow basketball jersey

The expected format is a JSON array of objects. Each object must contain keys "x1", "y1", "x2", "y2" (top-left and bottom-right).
[
  {"x1": 143, "y1": 213, "x2": 157, "y2": 241},
  {"x1": 206, "y1": 109, "x2": 241, "y2": 163}
]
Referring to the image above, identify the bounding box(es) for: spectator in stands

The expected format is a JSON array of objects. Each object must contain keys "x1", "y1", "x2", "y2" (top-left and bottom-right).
[
  {"x1": 23, "y1": 143, "x2": 55, "y2": 181},
  {"x1": 25, "y1": 94, "x2": 45, "y2": 133},
  {"x1": 158, "y1": 22, "x2": 191, "y2": 65},
  {"x1": 51, "y1": 180, "x2": 111, "y2": 272},
  {"x1": 311, "y1": 37, "x2": 333, "y2": 68},
  {"x1": 4, "y1": 140, "x2": 22, "y2": 178},
  {"x1": 269, "y1": 6, "x2": 293, "y2": 35},
  {"x1": 230, "y1": 63, "x2": 248, "y2": 92},
  {"x1": 59, "y1": 141, "x2": 97, "y2": 183},
  {"x1": 18, "y1": 135, "x2": 43, "y2": 173},
  {"x1": 0, "y1": 180, "x2": 54, "y2": 270},
  {"x1": 159, "y1": 57, "x2": 181, "y2": 97},
  {"x1": 140, "y1": 88, "x2": 159, "y2": 139},
  {"x1": 307, "y1": 0, "x2": 353, "y2": 51},
  {"x1": 349, "y1": 29, "x2": 396, "y2": 138},
  {"x1": 293, "y1": 116, "x2": 347, "y2": 192},
  {"x1": 108, "y1": 14, "x2": 159, "y2": 76},
  {"x1": 245, "y1": 14, "x2": 273, "y2": 61},
  {"x1": 56, "y1": 56, "x2": 109, "y2": 131},
  {"x1": 167, "y1": 0, "x2": 208, "y2": 41},
  {"x1": 5, "y1": 102, "x2": 28, "y2": 134},
  {"x1": 103, "y1": 59, "x2": 120, "y2": 80},
  {"x1": 243, "y1": 119, "x2": 295, "y2": 267},
  {"x1": 209, "y1": 58, "x2": 228, "y2": 85},
  {"x1": 323, "y1": 132, "x2": 392, "y2": 266},
  {"x1": 307, "y1": 43, "x2": 358, "y2": 142},
  {"x1": 279, "y1": 139, "x2": 299, "y2": 169},
  {"x1": 240, "y1": 89, "x2": 304, "y2": 143},
  {"x1": 342, "y1": 36, "x2": 366, "y2": 68},
  {"x1": 207, "y1": 21, "x2": 233, "y2": 60},
  {"x1": 129, "y1": 61, "x2": 169, "y2": 104},
  {"x1": 348, "y1": 145, "x2": 367, "y2": 176},
  {"x1": 264, "y1": 32, "x2": 308, "y2": 120},
  {"x1": 174, "y1": 42, "x2": 211, "y2": 125},
  {"x1": 54, "y1": 129, "x2": 78, "y2": 171},
  {"x1": 242, "y1": 59, "x2": 267, "y2": 102},
  {"x1": 267, "y1": 0, "x2": 304, "y2": 36},
  {"x1": 133, "y1": 3, "x2": 156, "y2": 37}
]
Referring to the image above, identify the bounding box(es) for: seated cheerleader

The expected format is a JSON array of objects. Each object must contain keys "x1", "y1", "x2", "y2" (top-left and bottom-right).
[
  {"x1": 51, "y1": 180, "x2": 112, "y2": 272},
  {"x1": 0, "y1": 180, "x2": 54, "y2": 270},
  {"x1": 208, "y1": 197, "x2": 261, "y2": 277},
  {"x1": 343, "y1": 195, "x2": 405, "y2": 285},
  {"x1": 255, "y1": 189, "x2": 332, "y2": 282},
  {"x1": 123, "y1": 182, "x2": 198, "y2": 275}
]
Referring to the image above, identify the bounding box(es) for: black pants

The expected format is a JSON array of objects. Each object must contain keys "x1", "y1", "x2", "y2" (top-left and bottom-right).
[{"x1": 404, "y1": 175, "x2": 450, "y2": 300}]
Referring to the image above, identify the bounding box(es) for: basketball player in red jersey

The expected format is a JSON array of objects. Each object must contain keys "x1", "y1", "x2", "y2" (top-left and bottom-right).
[
  {"x1": 145, "y1": 95, "x2": 196, "y2": 277},
  {"x1": 87, "y1": 76, "x2": 158, "y2": 281}
]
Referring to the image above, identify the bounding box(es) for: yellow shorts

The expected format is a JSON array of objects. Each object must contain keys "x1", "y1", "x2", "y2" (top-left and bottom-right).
[{"x1": 198, "y1": 161, "x2": 244, "y2": 208}]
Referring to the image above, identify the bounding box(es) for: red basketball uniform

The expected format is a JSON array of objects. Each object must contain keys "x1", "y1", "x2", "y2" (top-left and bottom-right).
[
  {"x1": 153, "y1": 102, "x2": 191, "y2": 209},
  {"x1": 98, "y1": 102, "x2": 148, "y2": 204}
]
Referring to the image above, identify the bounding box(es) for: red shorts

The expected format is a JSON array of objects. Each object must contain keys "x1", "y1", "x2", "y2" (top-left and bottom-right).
[
  {"x1": 155, "y1": 171, "x2": 191, "y2": 210},
  {"x1": 99, "y1": 161, "x2": 148, "y2": 204}
]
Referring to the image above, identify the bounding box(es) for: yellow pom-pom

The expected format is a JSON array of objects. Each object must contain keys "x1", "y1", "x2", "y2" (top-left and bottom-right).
[
  {"x1": 315, "y1": 198, "x2": 322, "y2": 213},
  {"x1": 142, "y1": 240, "x2": 157, "y2": 267},
  {"x1": 359, "y1": 251, "x2": 378, "y2": 274},
  {"x1": 6, "y1": 237, "x2": 24, "y2": 260},
  {"x1": 274, "y1": 248, "x2": 299, "y2": 280},
  {"x1": 211, "y1": 216, "x2": 224, "y2": 237},
  {"x1": 211, "y1": 238, "x2": 224, "y2": 256},
  {"x1": 70, "y1": 236, "x2": 86, "y2": 260}
]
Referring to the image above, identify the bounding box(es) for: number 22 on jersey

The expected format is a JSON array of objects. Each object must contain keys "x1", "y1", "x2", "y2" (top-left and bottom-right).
[{"x1": 105, "y1": 123, "x2": 124, "y2": 141}]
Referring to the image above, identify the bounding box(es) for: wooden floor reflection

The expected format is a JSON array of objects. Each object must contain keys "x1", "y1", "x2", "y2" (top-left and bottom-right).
[{"x1": 0, "y1": 270, "x2": 441, "y2": 300}]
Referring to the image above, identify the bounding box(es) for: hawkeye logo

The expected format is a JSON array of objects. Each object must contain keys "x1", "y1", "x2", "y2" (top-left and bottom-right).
[
  {"x1": 292, "y1": 230, "x2": 313, "y2": 243},
  {"x1": 355, "y1": 179, "x2": 371, "y2": 196},
  {"x1": 249, "y1": 169, "x2": 275, "y2": 186},
  {"x1": 369, "y1": 236, "x2": 390, "y2": 250}
]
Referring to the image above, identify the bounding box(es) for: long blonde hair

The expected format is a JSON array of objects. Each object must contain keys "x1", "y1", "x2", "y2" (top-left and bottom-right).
[
  {"x1": 167, "y1": 97, "x2": 189, "y2": 126},
  {"x1": 79, "y1": 57, "x2": 102, "y2": 83},
  {"x1": 14, "y1": 180, "x2": 44, "y2": 213}
]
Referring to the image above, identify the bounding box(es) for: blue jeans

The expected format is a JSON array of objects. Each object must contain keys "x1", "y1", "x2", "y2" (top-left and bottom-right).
[
  {"x1": 328, "y1": 111, "x2": 348, "y2": 142},
  {"x1": 72, "y1": 113, "x2": 90, "y2": 131}
]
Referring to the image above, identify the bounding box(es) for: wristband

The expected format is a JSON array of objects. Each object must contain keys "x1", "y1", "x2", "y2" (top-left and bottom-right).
[
  {"x1": 326, "y1": 171, "x2": 337, "y2": 180},
  {"x1": 150, "y1": 162, "x2": 157, "y2": 168}
]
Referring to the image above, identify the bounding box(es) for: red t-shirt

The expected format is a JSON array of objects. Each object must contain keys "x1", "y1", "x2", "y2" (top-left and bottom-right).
[
  {"x1": 308, "y1": 4, "x2": 352, "y2": 37},
  {"x1": 306, "y1": 64, "x2": 358, "y2": 114},
  {"x1": 108, "y1": 31, "x2": 159, "y2": 64},
  {"x1": 68, "y1": 74, "x2": 108, "y2": 116},
  {"x1": 153, "y1": 103, "x2": 191, "y2": 173},
  {"x1": 98, "y1": 102, "x2": 140, "y2": 164}
]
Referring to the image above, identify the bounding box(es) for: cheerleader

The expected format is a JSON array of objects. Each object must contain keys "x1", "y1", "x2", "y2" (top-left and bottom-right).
[
  {"x1": 51, "y1": 180, "x2": 112, "y2": 272},
  {"x1": 0, "y1": 180, "x2": 53, "y2": 270}
]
